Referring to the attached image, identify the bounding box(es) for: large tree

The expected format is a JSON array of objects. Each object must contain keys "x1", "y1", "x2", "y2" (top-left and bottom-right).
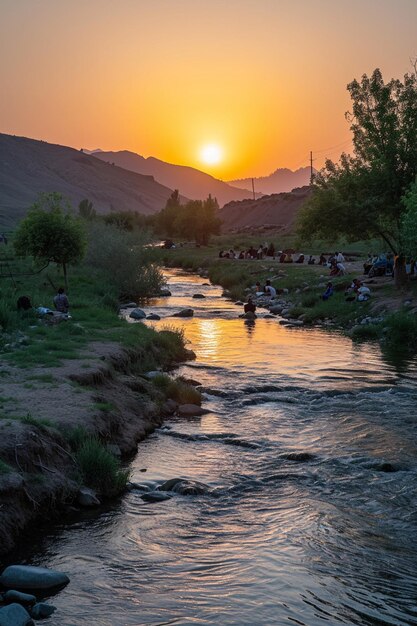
[
  {"x1": 298, "y1": 68, "x2": 417, "y2": 252},
  {"x1": 14, "y1": 192, "x2": 86, "y2": 290}
]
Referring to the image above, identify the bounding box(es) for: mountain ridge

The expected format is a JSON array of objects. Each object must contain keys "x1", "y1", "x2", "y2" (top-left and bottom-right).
[{"x1": 228, "y1": 167, "x2": 312, "y2": 195}]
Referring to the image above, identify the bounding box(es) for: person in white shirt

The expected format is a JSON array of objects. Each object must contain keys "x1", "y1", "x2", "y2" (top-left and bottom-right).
[
  {"x1": 335, "y1": 251, "x2": 345, "y2": 263},
  {"x1": 264, "y1": 279, "x2": 277, "y2": 298}
]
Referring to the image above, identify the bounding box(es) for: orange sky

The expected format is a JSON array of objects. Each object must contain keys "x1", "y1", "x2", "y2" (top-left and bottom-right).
[{"x1": 1, "y1": 0, "x2": 417, "y2": 179}]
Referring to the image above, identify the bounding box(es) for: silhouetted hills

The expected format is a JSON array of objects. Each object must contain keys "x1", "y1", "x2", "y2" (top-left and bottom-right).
[
  {"x1": 92, "y1": 150, "x2": 253, "y2": 207},
  {"x1": 229, "y1": 167, "x2": 312, "y2": 195},
  {"x1": 0, "y1": 134, "x2": 182, "y2": 226},
  {"x1": 220, "y1": 186, "x2": 312, "y2": 233}
]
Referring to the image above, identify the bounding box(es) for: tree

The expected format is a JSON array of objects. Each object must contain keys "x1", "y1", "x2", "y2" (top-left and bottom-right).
[
  {"x1": 78, "y1": 198, "x2": 96, "y2": 220},
  {"x1": 14, "y1": 192, "x2": 86, "y2": 290},
  {"x1": 298, "y1": 68, "x2": 417, "y2": 251},
  {"x1": 156, "y1": 190, "x2": 182, "y2": 237},
  {"x1": 400, "y1": 182, "x2": 417, "y2": 256}
]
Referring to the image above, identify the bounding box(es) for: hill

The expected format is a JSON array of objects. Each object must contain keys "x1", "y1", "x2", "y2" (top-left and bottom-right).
[
  {"x1": 228, "y1": 167, "x2": 311, "y2": 195},
  {"x1": 220, "y1": 186, "x2": 312, "y2": 233},
  {"x1": 0, "y1": 134, "x2": 183, "y2": 227},
  {"x1": 92, "y1": 150, "x2": 254, "y2": 207}
]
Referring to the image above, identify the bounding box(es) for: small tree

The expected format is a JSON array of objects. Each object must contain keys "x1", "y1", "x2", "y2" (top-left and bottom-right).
[
  {"x1": 78, "y1": 198, "x2": 96, "y2": 221},
  {"x1": 14, "y1": 192, "x2": 86, "y2": 290}
]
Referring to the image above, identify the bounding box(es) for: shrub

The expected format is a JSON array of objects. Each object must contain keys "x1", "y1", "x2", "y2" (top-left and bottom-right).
[
  {"x1": 382, "y1": 311, "x2": 417, "y2": 350},
  {"x1": 301, "y1": 293, "x2": 319, "y2": 308},
  {"x1": 75, "y1": 437, "x2": 129, "y2": 496},
  {"x1": 152, "y1": 374, "x2": 201, "y2": 405},
  {"x1": 350, "y1": 324, "x2": 381, "y2": 341}
]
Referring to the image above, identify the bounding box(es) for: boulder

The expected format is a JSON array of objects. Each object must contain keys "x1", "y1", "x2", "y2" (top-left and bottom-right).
[
  {"x1": 0, "y1": 603, "x2": 33, "y2": 626},
  {"x1": 30, "y1": 603, "x2": 56, "y2": 619},
  {"x1": 119, "y1": 302, "x2": 137, "y2": 309},
  {"x1": 159, "y1": 288, "x2": 172, "y2": 297},
  {"x1": 147, "y1": 313, "x2": 161, "y2": 320},
  {"x1": 158, "y1": 478, "x2": 208, "y2": 495},
  {"x1": 269, "y1": 305, "x2": 283, "y2": 314},
  {"x1": 162, "y1": 399, "x2": 178, "y2": 414},
  {"x1": 0, "y1": 566, "x2": 69, "y2": 592},
  {"x1": 3, "y1": 591, "x2": 36, "y2": 605},
  {"x1": 234, "y1": 301, "x2": 244, "y2": 306},
  {"x1": 192, "y1": 294, "x2": 205, "y2": 299},
  {"x1": 141, "y1": 491, "x2": 172, "y2": 503},
  {"x1": 77, "y1": 486, "x2": 100, "y2": 507},
  {"x1": 177, "y1": 404, "x2": 208, "y2": 417},
  {"x1": 144, "y1": 370, "x2": 162, "y2": 379},
  {"x1": 129, "y1": 308, "x2": 146, "y2": 320},
  {"x1": 263, "y1": 314, "x2": 275, "y2": 319},
  {"x1": 172, "y1": 308, "x2": 194, "y2": 317}
]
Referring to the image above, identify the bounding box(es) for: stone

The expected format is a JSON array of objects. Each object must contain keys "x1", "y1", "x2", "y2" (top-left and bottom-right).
[
  {"x1": 192, "y1": 293, "x2": 205, "y2": 299},
  {"x1": 263, "y1": 314, "x2": 275, "y2": 319},
  {"x1": 0, "y1": 603, "x2": 33, "y2": 626},
  {"x1": 240, "y1": 311, "x2": 257, "y2": 320},
  {"x1": 163, "y1": 399, "x2": 178, "y2": 414},
  {"x1": 159, "y1": 478, "x2": 208, "y2": 495},
  {"x1": 159, "y1": 288, "x2": 172, "y2": 297},
  {"x1": 3, "y1": 590, "x2": 36, "y2": 605},
  {"x1": 184, "y1": 349, "x2": 197, "y2": 360},
  {"x1": 172, "y1": 309, "x2": 194, "y2": 317},
  {"x1": 234, "y1": 301, "x2": 244, "y2": 306},
  {"x1": 129, "y1": 308, "x2": 146, "y2": 320},
  {"x1": 177, "y1": 404, "x2": 208, "y2": 417},
  {"x1": 147, "y1": 313, "x2": 161, "y2": 320},
  {"x1": 144, "y1": 370, "x2": 162, "y2": 379},
  {"x1": 269, "y1": 305, "x2": 283, "y2": 314},
  {"x1": 141, "y1": 491, "x2": 172, "y2": 503},
  {"x1": 29, "y1": 603, "x2": 56, "y2": 619},
  {"x1": 119, "y1": 302, "x2": 137, "y2": 309},
  {"x1": 0, "y1": 566, "x2": 69, "y2": 591},
  {"x1": 77, "y1": 486, "x2": 100, "y2": 507}
]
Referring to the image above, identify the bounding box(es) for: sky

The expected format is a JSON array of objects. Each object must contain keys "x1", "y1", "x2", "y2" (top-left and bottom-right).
[{"x1": 1, "y1": 0, "x2": 417, "y2": 179}]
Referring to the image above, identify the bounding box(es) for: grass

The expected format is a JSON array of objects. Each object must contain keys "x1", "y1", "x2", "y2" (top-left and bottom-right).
[
  {"x1": 94, "y1": 401, "x2": 115, "y2": 412},
  {"x1": 151, "y1": 373, "x2": 202, "y2": 405},
  {"x1": 20, "y1": 413, "x2": 54, "y2": 428},
  {"x1": 382, "y1": 310, "x2": 417, "y2": 351},
  {"x1": 75, "y1": 437, "x2": 130, "y2": 497}
]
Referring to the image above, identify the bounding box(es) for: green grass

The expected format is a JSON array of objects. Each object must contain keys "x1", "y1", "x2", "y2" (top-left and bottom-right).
[
  {"x1": 350, "y1": 324, "x2": 381, "y2": 341},
  {"x1": 151, "y1": 373, "x2": 202, "y2": 405},
  {"x1": 20, "y1": 413, "x2": 54, "y2": 428},
  {"x1": 382, "y1": 311, "x2": 417, "y2": 351},
  {"x1": 75, "y1": 437, "x2": 130, "y2": 497}
]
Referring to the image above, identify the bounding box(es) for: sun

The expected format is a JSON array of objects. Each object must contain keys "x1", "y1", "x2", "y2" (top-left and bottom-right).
[{"x1": 200, "y1": 143, "x2": 223, "y2": 166}]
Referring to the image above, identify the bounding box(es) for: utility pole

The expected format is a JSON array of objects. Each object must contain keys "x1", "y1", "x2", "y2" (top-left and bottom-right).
[
  {"x1": 251, "y1": 178, "x2": 256, "y2": 200},
  {"x1": 310, "y1": 151, "x2": 314, "y2": 185}
]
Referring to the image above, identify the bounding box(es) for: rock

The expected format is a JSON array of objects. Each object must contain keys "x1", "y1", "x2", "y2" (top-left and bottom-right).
[
  {"x1": 162, "y1": 399, "x2": 178, "y2": 414},
  {"x1": 29, "y1": 603, "x2": 56, "y2": 619},
  {"x1": 184, "y1": 349, "x2": 197, "y2": 360},
  {"x1": 0, "y1": 566, "x2": 69, "y2": 591},
  {"x1": 158, "y1": 478, "x2": 208, "y2": 495},
  {"x1": 281, "y1": 308, "x2": 290, "y2": 317},
  {"x1": 263, "y1": 314, "x2": 275, "y2": 319},
  {"x1": 77, "y1": 487, "x2": 100, "y2": 507},
  {"x1": 147, "y1": 313, "x2": 161, "y2": 320},
  {"x1": 201, "y1": 283, "x2": 210, "y2": 286},
  {"x1": 302, "y1": 286, "x2": 310, "y2": 292},
  {"x1": 141, "y1": 491, "x2": 172, "y2": 503},
  {"x1": 279, "y1": 320, "x2": 291, "y2": 325},
  {"x1": 0, "y1": 473, "x2": 24, "y2": 494},
  {"x1": 177, "y1": 404, "x2": 208, "y2": 417},
  {"x1": 159, "y1": 289, "x2": 172, "y2": 297},
  {"x1": 106, "y1": 444, "x2": 122, "y2": 457},
  {"x1": 192, "y1": 293, "x2": 206, "y2": 299},
  {"x1": 144, "y1": 370, "x2": 162, "y2": 379},
  {"x1": 129, "y1": 308, "x2": 146, "y2": 320},
  {"x1": 240, "y1": 311, "x2": 257, "y2": 320},
  {"x1": 119, "y1": 302, "x2": 137, "y2": 309},
  {"x1": 0, "y1": 604, "x2": 33, "y2": 626},
  {"x1": 234, "y1": 301, "x2": 244, "y2": 306},
  {"x1": 269, "y1": 305, "x2": 283, "y2": 314},
  {"x1": 286, "y1": 320, "x2": 304, "y2": 327},
  {"x1": 3, "y1": 591, "x2": 36, "y2": 605},
  {"x1": 172, "y1": 309, "x2": 194, "y2": 317}
]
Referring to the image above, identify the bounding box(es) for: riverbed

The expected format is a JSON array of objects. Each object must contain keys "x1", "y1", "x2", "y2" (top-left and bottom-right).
[{"x1": 12, "y1": 270, "x2": 417, "y2": 625}]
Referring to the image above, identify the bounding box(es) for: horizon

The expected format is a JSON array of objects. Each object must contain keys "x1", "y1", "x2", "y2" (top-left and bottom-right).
[{"x1": 1, "y1": 0, "x2": 417, "y2": 179}]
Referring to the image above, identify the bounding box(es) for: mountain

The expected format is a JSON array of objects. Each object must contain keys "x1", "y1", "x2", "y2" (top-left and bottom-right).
[
  {"x1": 92, "y1": 150, "x2": 254, "y2": 207},
  {"x1": 228, "y1": 167, "x2": 312, "y2": 195},
  {"x1": 0, "y1": 134, "x2": 183, "y2": 226},
  {"x1": 220, "y1": 186, "x2": 312, "y2": 233}
]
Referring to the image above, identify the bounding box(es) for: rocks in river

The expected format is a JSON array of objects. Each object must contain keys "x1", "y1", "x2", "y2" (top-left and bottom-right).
[
  {"x1": 129, "y1": 308, "x2": 146, "y2": 320},
  {"x1": 177, "y1": 404, "x2": 208, "y2": 417},
  {"x1": 77, "y1": 486, "x2": 100, "y2": 507},
  {"x1": 0, "y1": 565, "x2": 69, "y2": 591},
  {"x1": 144, "y1": 370, "x2": 162, "y2": 379},
  {"x1": 173, "y1": 308, "x2": 194, "y2": 317},
  {"x1": 29, "y1": 603, "x2": 57, "y2": 619},
  {"x1": 119, "y1": 302, "x2": 137, "y2": 309},
  {"x1": 263, "y1": 314, "x2": 275, "y2": 319},
  {"x1": 162, "y1": 399, "x2": 179, "y2": 415},
  {"x1": 158, "y1": 478, "x2": 208, "y2": 495},
  {"x1": 159, "y1": 288, "x2": 172, "y2": 297},
  {"x1": 0, "y1": 603, "x2": 33, "y2": 626},
  {"x1": 239, "y1": 311, "x2": 257, "y2": 320},
  {"x1": 3, "y1": 590, "x2": 36, "y2": 605},
  {"x1": 192, "y1": 293, "x2": 206, "y2": 299},
  {"x1": 147, "y1": 313, "x2": 161, "y2": 320},
  {"x1": 279, "y1": 320, "x2": 304, "y2": 327},
  {"x1": 269, "y1": 305, "x2": 283, "y2": 314},
  {"x1": 141, "y1": 491, "x2": 172, "y2": 503},
  {"x1": 234, "y1": 301, "x2": 244, "y2": 306}
]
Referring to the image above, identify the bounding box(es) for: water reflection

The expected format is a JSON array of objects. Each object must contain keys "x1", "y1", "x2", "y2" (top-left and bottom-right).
[{"x1": 13, "y1": 269, "x2": 417, "y2": 626}]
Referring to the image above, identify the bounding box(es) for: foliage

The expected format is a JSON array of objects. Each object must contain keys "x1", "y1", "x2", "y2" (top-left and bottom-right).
[
  {"x1": 350, "y1": 324, "x2": 381, "y2": 341},
  {"x1": 104, "y1": 210, "x2": 154, "y2": 231},
  {"x1": 382, "y1": 310, "x2": 417, "y2": 351},
  {"x1": 78, "y1": 198, "x2": 96, "y2": 221},
  {"x1": 298, "y1": 68, "x2": 417, "y2": 251},
  {"x1": 155, "y1": 192, "x2": 221, "y2": 245},
  {"x1": 75, "y1": 436, "x2": 130, "y2": 496},
  {"x1": 14, "y1": 192, "x2": 86, "y2": 289},
  {"x1": 400, "y1": 182, "x2": 417, "y2": 255},
  {"x1": 84, "y1": 221, "x2": 163, "y2": 298},
  {"x1": 152, "y1": 374, "x2": 201, "y2": 405}
]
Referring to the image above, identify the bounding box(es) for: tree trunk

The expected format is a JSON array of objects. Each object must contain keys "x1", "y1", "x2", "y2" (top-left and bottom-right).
[{"x1": 394, "y1": 254, "x2": 407, "y2": 289}]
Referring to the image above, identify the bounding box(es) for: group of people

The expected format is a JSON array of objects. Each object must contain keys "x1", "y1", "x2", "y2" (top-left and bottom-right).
[
  {"x1": 17, "y1": 287, "x2": 70, "y2": 315},
  {"x1": 322, "y1": 278, "x2": 371, "y2": 302},
  {"x1": 219, "y1": 243, "x2": 276, "y2": 260}
]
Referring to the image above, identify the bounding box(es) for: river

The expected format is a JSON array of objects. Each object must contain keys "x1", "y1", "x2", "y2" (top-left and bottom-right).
[{"x1": 11, "y1": 269, "x2": 417, "y2": 625}]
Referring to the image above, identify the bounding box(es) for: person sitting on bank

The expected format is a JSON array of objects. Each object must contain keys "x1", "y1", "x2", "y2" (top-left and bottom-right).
[
  {"x1": 264, "y1": 279, "x2": 277, "y2": 298},
  {"x1": 295, "y1": 254, "x2": 305, "y2": 264},
  {"x1": 318, "y1": 253, "x2": 327, "y2": 265},
  {"x1": 308, "y1": 255, "x2": 315, "y2": 264},
  {"x1": 322, "y1": 282, "x2": 334, "y2": 300},
  {"x1": 244, "y1": 297, "x2": 257, "y2": 314},
  {"x1": 53, "y1": 287, "x2": 69, "y2": 314}
]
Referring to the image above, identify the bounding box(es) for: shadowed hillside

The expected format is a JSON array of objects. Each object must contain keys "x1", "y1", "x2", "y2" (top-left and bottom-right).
[
  {"x1": 0, "y1": 134, "x2": 183, "y2": 226},
  {"x1": 229, "y1": 167, "x2": 312, "y2": 195},
  {"x1": 92, "y1": 150, "x2": 254, "y2": 207},
  {"x1": 220, "y1": 186, "x2": 312, "y2": 232}
]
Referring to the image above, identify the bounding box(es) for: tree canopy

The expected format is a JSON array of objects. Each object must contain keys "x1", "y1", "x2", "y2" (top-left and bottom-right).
[
  {"x1": 155, "y1": 191, "x2": 221, "y2": 245},
  {"x1": 297, "y1": 68, "x2": 417, "y2": 251},
  {"x1": 14, "y1": 192, "x2": 86, "y2": 289}
]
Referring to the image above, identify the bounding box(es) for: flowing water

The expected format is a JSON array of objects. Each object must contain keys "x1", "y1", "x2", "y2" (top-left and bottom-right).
[{"x1": 12, "y1": 270, "x2": 417, "y2": 625}]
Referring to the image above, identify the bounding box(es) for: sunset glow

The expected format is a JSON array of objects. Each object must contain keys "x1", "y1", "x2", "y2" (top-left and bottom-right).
[{"x1": 200, "y1": 144, "x2": 223, "y2": 167}]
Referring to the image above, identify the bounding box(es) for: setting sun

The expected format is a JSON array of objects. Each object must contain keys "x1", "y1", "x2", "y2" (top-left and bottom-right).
[{"x1": 200, "y1": 144, "x2": 223, "y2": 167}]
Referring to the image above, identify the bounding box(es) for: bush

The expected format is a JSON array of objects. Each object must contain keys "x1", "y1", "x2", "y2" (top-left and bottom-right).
[
  {"x1": 152, "y1": 374, "x2": 201, "y2": 405},
  {"x1": 383, "y1": 311, "x2": 417, "y2": 350},
  {"x1": 350, "y1": 324, "x2": 381, "y2": 341},
  {"x1": 75, "y1": 437, "x2": 129, "y2": 497},
  {"x1": 301, "y1": 293, "x2": 319, "y2": 308}
]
